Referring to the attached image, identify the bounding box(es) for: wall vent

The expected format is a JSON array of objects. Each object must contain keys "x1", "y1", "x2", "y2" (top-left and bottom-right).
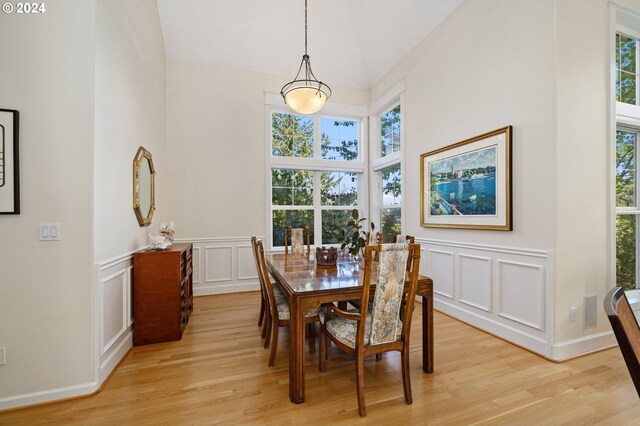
[{"x1": 584, "y1": 294, "x2": 598, "y2": 329}]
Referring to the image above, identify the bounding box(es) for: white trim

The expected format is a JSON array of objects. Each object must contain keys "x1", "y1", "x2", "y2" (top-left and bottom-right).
[
  {"x1": 497, "y1": 260, "x2": 545, "y2": 331},
  {"x1": 0, "y1": 381, "x2": 99, "y2": 411},
  {"x1": 458, "y1": 254, "x2": 492, "y2": 313},
  {"x1": 369, "y1": 81, "x2": 405, "y2": 114},
  {"x1": 194, "y1": 281, "x2": 259, "y2": 296},
  {"x1": 550, "y1": 331, "x2": 617, "y2": 361},
  {"x1": 417, "y1": 237, "x2": 550, "y2": 258}
]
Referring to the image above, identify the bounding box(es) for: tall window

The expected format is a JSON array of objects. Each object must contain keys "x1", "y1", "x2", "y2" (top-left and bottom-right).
[
  {"x1": 371, "y1": 100, "x2": 403, "y2": 242},
  {"x1": 615, "y1": 28, "x2": 640, "y2": 290},
  {"x1": 616, "y1": 33, "x2": 639, "y2": 106},
  {"x1": 269, "y1": 111, "x2": 364, "y2": 248}
]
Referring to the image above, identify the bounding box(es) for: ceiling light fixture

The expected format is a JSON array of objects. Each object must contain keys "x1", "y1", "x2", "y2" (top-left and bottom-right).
[{"x1": 280, "y1": 0, "x2": 331, "y2": 115}]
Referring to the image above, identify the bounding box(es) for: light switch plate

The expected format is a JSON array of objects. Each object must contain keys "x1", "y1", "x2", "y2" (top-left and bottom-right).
[{"x1": 39, "y1": 224, "x2": 61, "y2": 241}]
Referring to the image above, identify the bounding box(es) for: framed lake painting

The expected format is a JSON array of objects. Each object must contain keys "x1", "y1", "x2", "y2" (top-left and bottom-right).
[{"x1": 420, "y1": 126, "x2": 512, "y2": 230}]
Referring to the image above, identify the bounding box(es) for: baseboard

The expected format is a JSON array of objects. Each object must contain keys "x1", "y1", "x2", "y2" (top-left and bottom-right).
[
  {"x1": 0, "y1": 381, "x2": 98, "y2": 411},
  {"x1": 99, "y1": 329, "x2": 133, "y2": 383},
  {"x1": 194, "y1": 281, "x2": 259, "y2": 296},
  {"x1": 435, "y1": 297, "x2": 550, "y2": 357},
  {"x1": 550, "y1": 331, "x2": 618, "y2": 361}
]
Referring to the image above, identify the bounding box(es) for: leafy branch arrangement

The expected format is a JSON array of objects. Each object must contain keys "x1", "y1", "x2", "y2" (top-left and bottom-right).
[{"x1": 340, "y1": 209, "x2": 375, "y2": 256}]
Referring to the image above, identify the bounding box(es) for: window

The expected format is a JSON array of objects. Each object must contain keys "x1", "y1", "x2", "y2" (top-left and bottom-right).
[
  {"x1": 268, "y1": 108, "x2": 365, "y2": 249},
  {"x1": 380, "y1": 163, "x2": 402, "y2": 242},
  {"x1": 616, "y1": 129, "x2": 639, "y2": 290},
  {"x1": 380, "y1": 105, "x2": 401, "y2": 157},
  {"x1": 370, "y1": 95, "x2": 403, "y2": 243},
  {"x1": 614, "y1": 23, "x2": 640, "y2": 289},
  {"x1": 616, "y1": 34, "x2": 639, "y2": 106}
]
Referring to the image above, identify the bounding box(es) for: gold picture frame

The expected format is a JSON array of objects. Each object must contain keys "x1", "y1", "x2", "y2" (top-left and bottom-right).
[
  {"x1": 133, "y1": 146, "x2": 156, "y2": 227},
  {"x1": 420, "y1": 126, "x2": 512, "y2": 230}
]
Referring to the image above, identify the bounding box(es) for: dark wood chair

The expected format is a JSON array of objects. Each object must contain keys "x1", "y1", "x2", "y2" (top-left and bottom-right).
[
  {"x1": 604, "y1": 286, "x2": 640, "y2": 398},
  {"x1": 250, "y1": 236, "x2": 267, "y2": 331},
  {"x1": 283, "y1": 227, "x2": 311, "y2": 255},
  {"x1": 255, "y1": 239, "x2": 319, "y2": 367},
  {"x1": 319, "y1": 242, "x2": 421, "y2": 417}
]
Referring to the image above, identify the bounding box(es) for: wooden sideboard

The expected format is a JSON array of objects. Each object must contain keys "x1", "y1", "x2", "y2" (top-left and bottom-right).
[{"x1": 133, "y1": 242, "x2": 193, "y2": 345}]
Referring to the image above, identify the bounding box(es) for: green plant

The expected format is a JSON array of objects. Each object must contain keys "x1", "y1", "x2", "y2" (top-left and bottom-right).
[{"x1": 340, "y1": 209, "x2": 375, "y2": 256}]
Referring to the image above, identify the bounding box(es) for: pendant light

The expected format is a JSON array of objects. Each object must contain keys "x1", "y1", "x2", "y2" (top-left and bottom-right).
[{"x1": 280, "y1": 0, "x2": 331, "y2": 115}]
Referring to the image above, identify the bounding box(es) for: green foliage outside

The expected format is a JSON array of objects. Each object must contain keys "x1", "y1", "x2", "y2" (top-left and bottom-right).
[
  {"x1": 381, "y1": 105, "x2": 401, "y2": 156},
  {"x1": 616, "y1": 34, "x2": 637, "y2": 105},
  {"x1": 617, "y1": 130, "x2": 638, "y2": 290},
  {"x1": 271, "y1": 113, "x2": 359, "y2": 246}
]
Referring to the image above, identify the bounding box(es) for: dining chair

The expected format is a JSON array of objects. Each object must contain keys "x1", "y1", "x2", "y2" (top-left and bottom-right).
[
  {"x1": 250, "y1": 236, "x2": 267, "y2": 330},
  {"x1": 255, "y1": 239, "x2": 320, "y2": 367},
  {"x1": 319, "y1": 242, "x2": 421, "y2": 417},
  {"x1": 604, "y1": 286, "x2": 640, "y2": 398},
  {"x1": 284, "y1": 227, "x2": 311, "y2": 255},
  {"x1": 395, "y1": 234, "x2": 416, "y2": 271}
]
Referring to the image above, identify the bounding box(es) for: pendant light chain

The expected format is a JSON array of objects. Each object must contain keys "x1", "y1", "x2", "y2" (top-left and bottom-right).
[{"x1": 280, "y1": 0, "x2": 331, "y2": 114}]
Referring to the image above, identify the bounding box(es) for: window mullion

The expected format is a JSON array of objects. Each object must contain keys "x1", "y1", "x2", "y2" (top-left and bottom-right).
[{"x1": 313, "y1": 171, "x2": 321, "y2": 247}]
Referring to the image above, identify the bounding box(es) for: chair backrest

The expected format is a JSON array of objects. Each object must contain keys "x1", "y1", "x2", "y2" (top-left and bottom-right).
[
  {"x1": 359, "y1": 243, "x2": 421, "y2": 346},
  {"x1": 254, "y1": 239, "x2": 280, "y2": 320},
  {"x1": 604, "y1": 286, "x2": 640, "y2": 398},
  {"x1": 395, "y1": 234, "x2": 415, "y2": 244},
  {"x1": 250, "y1": 236, "x2": 265, "y2": 293},
  {"x1": 284, "y1": 227, "x2": 310, "y2": 255}
]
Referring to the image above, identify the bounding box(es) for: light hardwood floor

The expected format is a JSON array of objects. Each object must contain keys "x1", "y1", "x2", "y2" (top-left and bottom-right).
[{"x1": 2, "y1": 292, "x2": 640, "y2": 425}]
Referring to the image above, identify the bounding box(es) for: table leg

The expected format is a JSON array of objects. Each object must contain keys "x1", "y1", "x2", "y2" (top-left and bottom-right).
[
  {"x1": 289, "y1": 296, "x2": 306, "y2": 403},
  {"x1": 422, "y1": 294, "x2": 433, "y2": 373}
]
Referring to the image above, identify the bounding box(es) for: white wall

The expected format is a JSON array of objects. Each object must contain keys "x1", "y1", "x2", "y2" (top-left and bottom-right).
[
  {"x1": 371, "y1": 0, "x2": 640, "y2": 359},
  {"x1": 95, "y1": 0, "x2": 168, "y2": 262},
  {"x1": 0, "y1": 1, "x2": 96, "y2": 404},
  {"x1": 165, "y1": 59, "x2": 369, "y2": 240},
  {"x1": 94, "y1": 0, "x2": 167, "y2": 386}
]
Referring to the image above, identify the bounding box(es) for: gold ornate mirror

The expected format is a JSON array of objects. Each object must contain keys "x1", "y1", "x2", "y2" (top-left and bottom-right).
[{"x1": 133, "y1": 146, "x2": 155, "y2": 227}]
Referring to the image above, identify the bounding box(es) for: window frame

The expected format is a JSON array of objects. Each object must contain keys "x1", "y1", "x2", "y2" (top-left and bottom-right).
[
  {"x1": 265, "y1": 94, "x2": 368, "y2": 250},
  {"x1": 611, "y1": 7, "x2": 640, "y2": 290},
  {"x1": 369, "y1": 83, "x2": 405, "y2": 241}
]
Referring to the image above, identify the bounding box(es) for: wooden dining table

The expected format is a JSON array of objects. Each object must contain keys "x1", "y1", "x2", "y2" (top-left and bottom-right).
[{"x1": 265, "y1": 251, "x2": 434, "y2": 404}]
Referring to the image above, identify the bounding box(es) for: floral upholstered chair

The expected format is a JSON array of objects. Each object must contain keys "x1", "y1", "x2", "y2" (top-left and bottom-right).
[
  {"x1": 318, "y1": 242, "x2": 421, "y2": 417},
  {"x1": 284, "y1": 227, "x2": 310, "y2": 255},
  {"x1": 254, "y1": 239, "x2": 319, "y2": 367}
]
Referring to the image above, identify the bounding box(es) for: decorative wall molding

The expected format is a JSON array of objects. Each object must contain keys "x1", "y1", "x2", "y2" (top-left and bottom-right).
[
  {"x1": 175, "y1": 237, "x2": 261, "y2": 296},
  {"x1": 418, "y1": 238, "x2": 554, "y2": 358},
  {"x1": 0, "y1": 381, "x2": 99, "y2": 411},
  {"x1": 96, "y1": 253, "x2": 134, "y2": 386}
]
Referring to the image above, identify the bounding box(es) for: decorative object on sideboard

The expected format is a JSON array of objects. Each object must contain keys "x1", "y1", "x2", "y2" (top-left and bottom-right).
[
  {"x1": 149, "y1": 233, "x2": 171, "y2": 250},
  {"x1": 0, "y1": 109, "x2": 20, "y2": 214},
  {"x1": 160, "y1": 221, "x2": 175, "y2": 243},
  {"x1": 133, "y1": 146, "x2": 155, "y2": 227},
  {"x1": 420, "y1": 126, "x2": 512, "y2": 231},
  {"x1": 316, "y1": 246, "x2": 338, "y2": 267}
]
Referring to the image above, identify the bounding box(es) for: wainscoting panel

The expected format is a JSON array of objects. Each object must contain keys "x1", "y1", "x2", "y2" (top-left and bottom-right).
[
  {"x1": 205, "y1": 246, "x2": 233, "y2": 282},
  {"x1": 177, "y1": 237, "x2": 261, "y2": 295},
  {"x1": 420, "y1": 238, "x2": 553, "y2": 358},
  {"x1": 428, "y1": 249, "x2": 455, "y2": 299},
  {"x1": 96, "y1": 253, "x2": 134, "y2": 385},
  {"x1": 498, "y1": 260, "x2": 545, "y2": 331},
  {"x1": 458, "y1": 254, "x2": 492, "y2": 312}
]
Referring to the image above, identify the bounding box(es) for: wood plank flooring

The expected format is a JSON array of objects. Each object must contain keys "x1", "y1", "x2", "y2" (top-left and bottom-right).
[{"x1": 2, "y1": 292, "x2": 640, "y2": 425}]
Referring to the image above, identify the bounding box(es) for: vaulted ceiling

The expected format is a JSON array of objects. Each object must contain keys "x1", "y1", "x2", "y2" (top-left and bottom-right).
[{"x1": 157, "y1": 0, "x2": 463, "y2": 89}]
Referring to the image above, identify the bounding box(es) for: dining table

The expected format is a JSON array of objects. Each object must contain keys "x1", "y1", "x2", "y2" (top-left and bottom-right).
[{"x1": 265, "y1": 251, "x2": 434, "y2": 404}]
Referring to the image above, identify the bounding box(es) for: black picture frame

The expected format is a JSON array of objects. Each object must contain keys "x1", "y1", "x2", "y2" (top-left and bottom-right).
[{"x1": 0, "y1": 109, "x2": 20, "y2": 214}]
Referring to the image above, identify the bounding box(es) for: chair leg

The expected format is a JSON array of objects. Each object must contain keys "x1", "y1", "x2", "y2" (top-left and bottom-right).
[
  {"x1": 319, "y1": 327, "x2": 326, "y2": 372},
  {"x1": 401, "y1": 348, "x2": 413, "y2": 404},
  {"x1": 268, "y1": 324, "x2": 279, "y2": 367},
  {"x1": 261, "y1": 307, "x2": 269, "y2": 339},
  {"x1": 263, "y1": 315, "x2": 272, "y2": 349},
  {"x1": 375, "y1": 353, "x2": 382, "y2": 362},
  {"x1": 258, "y1": 293, "x2": 265, "y2": 327},
  {"x1": 355, "y1": 351, "x2": 366, "y2": 417}
]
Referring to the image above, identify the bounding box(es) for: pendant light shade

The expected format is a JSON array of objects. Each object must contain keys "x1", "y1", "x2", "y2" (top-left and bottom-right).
[{"x1": 281, "y1": 0, "x2": 331, "y2": 115}]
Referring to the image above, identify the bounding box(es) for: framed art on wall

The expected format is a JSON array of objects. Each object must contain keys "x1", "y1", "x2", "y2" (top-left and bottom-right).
[
  {"x1": 0, "y1": 109, "x2": 19, "y2": 214},
  {"x1": 420, "y1": 126, "x2": 512, "y2": 230}
]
